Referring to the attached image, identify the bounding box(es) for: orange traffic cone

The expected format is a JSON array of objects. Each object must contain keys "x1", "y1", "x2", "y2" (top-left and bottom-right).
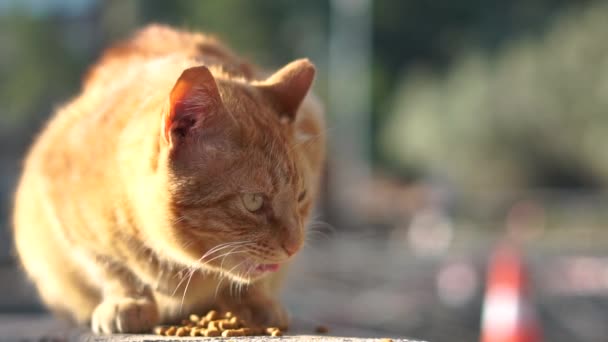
[{"x1": 480, "y1": 242, "x2": 542, "y2": 342}]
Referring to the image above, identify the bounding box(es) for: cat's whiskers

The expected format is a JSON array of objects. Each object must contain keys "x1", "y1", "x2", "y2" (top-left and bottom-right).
[
  {"x1": 175, "y1": 248, "x2": 242, "y2": 310},
  {"x1": 237, "y1": 263, "x2": 255, "y2": 298},
  {"x1": 307, "y1": 219, "x2": 335, "y2": 237},
  {"x1": 214, "y1": 258, "x2": 249, "y2": 300},
  {"x1": 203, "y1": 241, "x2": 253, "y2": 259},
  {"x1": 172, "y1": 215, "x2": 189, "y2": 224},
  {"x1": 306, "y1": 227, "x2": 331, "y2": 242},
  {"x1": 177, "y1": 243, "x2": 252, "y2": 312},
  {"x1": 170, "y1": 269, "x2": 195, "y2": 298},
  {"x1": 178, "y1": 265, "x2": 196, "y2": 315},
  {"x1": 169, "y1": 241, "x2": 252, "y2": 297},
  {"x1": 180, "y1": 240, "x2": 196, "y2": 251},
  {"x1": 173, "y1": 240, "x2": 252, "y2": 278},
  {"x1": 301, "y1": 219, "x2": 335, "y2": 252},
  {"x1": 199, "y1": 248, "x2": 250, "y2": 269},
  {"x1": 308, "y1": 214, "x2": 336, "y2": 232},
  {"x1": 233, "y1": 266, "x2": 249, "y2": 300}
]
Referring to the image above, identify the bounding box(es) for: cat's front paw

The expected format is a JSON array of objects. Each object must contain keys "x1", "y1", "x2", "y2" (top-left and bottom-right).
[{"x1": 91, "y1": 297, "x2": 159, "y2": 334}]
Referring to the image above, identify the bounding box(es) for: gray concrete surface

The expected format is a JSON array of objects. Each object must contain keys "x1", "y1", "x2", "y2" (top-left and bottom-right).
[
  {"x1": 75, "y1": 336, "x2": 418, "y2": 342},
  {"x1": 0, "y1": 314, "x2": 425, "y2": 342}
]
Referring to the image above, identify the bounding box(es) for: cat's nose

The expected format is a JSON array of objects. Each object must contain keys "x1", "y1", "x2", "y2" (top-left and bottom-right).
[
  {"x1": 281, "y1": 237, "x2": 301, "y2": 257},
  {"x1": 281, "y1": 242, "x2": 298, "y2": 256}
]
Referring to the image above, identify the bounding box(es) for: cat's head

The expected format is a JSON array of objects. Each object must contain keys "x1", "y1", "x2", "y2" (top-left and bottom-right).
[{"x1": 156, "y1": 59, "x2": 316, "y2": 283}]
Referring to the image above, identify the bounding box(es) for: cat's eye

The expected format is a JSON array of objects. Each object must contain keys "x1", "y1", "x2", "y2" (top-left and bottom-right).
[
  {"x1": 241, "y1": 193, "x2": 264, "y2": 212},
  {"x1": 298, "y1": 190, "x2": 307, "y2": 202}
]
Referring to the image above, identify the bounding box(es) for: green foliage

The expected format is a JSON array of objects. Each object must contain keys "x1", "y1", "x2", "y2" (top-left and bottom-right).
[
  {"x1": 370, "y1": 0, "x2": 594, "y2": 163},
  {"x1": 137, "y1": 0, "x2": 328, "y2": 68},
  {"x1": 0, "y1": 12, "x2": 87, "y2": 133},
  {"x1": 381, "y1": 3, "x2": 608, "y2": 191}
]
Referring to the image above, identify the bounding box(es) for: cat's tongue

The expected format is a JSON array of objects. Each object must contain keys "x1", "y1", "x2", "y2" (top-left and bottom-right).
[{"x1": 255, "y1": 263, "x2": 280, "y2": 272}]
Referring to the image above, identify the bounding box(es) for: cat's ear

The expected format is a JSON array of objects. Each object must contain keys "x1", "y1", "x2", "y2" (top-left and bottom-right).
[
  {"x1": 162, "y1": 66, "x2": 222, "y2": 145},
  {"x1": 258, "y1": 59, "x2": 315, "y2": 121}
]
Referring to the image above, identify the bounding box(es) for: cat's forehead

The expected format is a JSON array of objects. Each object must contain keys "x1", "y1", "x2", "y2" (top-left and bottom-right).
[
  {"x1": 217, "y1": 82, "x2": 258, "y2": 108},
  {"x1": 218, "y1": 81, "x2": 283, "y2": 121},
  {"x1": 211, "y1": 80, "x2": 301, "y2": 188},
  {"x1": 241, "y1": 135, "x2": 300, "y2": 190}
]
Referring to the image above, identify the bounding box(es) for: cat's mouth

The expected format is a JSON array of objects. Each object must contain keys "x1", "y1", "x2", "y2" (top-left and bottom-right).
[
  {"x1": 253, "y1": 263, "x2": 280, "y2": 273},
  {"x1": 227, "y1": 259, "x2": 281, "y2": 282}
]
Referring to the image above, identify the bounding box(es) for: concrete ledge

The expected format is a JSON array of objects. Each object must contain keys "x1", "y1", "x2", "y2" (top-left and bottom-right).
[
  {"x1": 0, "y1": 314, "x2": 426, "y2": 342},
  {"x1": 76, "y1": 335, "x2": 420, "y2": 342}
]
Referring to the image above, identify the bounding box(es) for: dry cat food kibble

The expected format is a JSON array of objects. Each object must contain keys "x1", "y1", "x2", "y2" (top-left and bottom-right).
[
  {"x1": 154, "y1": 309, "x2": 286, "y2": 337},
  {"x1": 315, "y1": 325, "x2": 329, "y2": 334}
]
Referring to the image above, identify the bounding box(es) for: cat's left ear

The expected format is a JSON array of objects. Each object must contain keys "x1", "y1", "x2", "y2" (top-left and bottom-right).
[
  {"x1": 163, "y1": 66, "x2": 223, "y2": 146},
  {"x1": 257, "y1": 59, "x2": 315, "y2": 121}
]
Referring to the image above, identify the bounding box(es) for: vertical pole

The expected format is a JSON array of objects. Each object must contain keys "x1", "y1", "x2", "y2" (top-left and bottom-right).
[{"x1": 328, "y1": 0, "x2": 373, "y2": 226}]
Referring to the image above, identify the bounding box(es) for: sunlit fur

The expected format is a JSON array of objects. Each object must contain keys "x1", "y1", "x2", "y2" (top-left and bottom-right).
[{"x1": 12, "y1": 24, "x2": 325, "y2": 332}]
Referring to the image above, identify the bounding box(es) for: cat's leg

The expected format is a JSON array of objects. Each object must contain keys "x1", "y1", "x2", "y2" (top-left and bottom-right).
[
  {"x1": 216, "y1": 269, "x2": 289, "y2": 329},
  {"x1": 91, "y1": 265, "x2": 160, "y2": 334}
]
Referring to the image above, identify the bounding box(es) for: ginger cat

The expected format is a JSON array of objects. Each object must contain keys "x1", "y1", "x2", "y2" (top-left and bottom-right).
[{"x1": 13, "y1": 24, "x2": 325, "y2": 333}]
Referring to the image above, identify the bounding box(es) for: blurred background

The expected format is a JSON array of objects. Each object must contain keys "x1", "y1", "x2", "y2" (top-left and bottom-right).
[{"x1": 2, "y1": 0, "x2": 608, "y2": 341}]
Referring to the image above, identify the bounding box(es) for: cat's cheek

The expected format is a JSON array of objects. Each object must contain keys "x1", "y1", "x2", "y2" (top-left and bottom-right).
[
  {"x1": 167, "y1": 234, "x2": 203, "y2": 264},
  {"x1": 164, "y1": 227, "x2": 222, "y2": 269},
  {"x1": 298, "y1": 201, "x2": 312, "y2": 219},
  {"x1": 142, "y1": 224, "x2": 199, "y2": 267}
]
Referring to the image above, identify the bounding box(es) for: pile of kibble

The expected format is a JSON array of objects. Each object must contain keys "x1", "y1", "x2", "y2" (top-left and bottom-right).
[{"x1": 154, "y1": 310, "x2": 284, "y2": 337}]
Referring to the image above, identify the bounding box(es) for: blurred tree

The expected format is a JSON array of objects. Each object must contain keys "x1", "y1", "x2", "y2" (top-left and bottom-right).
[
  {"x1": 381, "y1": 3, "x2": 608, "y2": 194},
  {"x1": 371, "y1": 0, "x2": 596, "y2": 165},
  {"x1": 0, "y1": 12, "x2": 88, "y2": 143},
  {"x1": 136, "y1": 0, "x2": 329, "y2": 71}
]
